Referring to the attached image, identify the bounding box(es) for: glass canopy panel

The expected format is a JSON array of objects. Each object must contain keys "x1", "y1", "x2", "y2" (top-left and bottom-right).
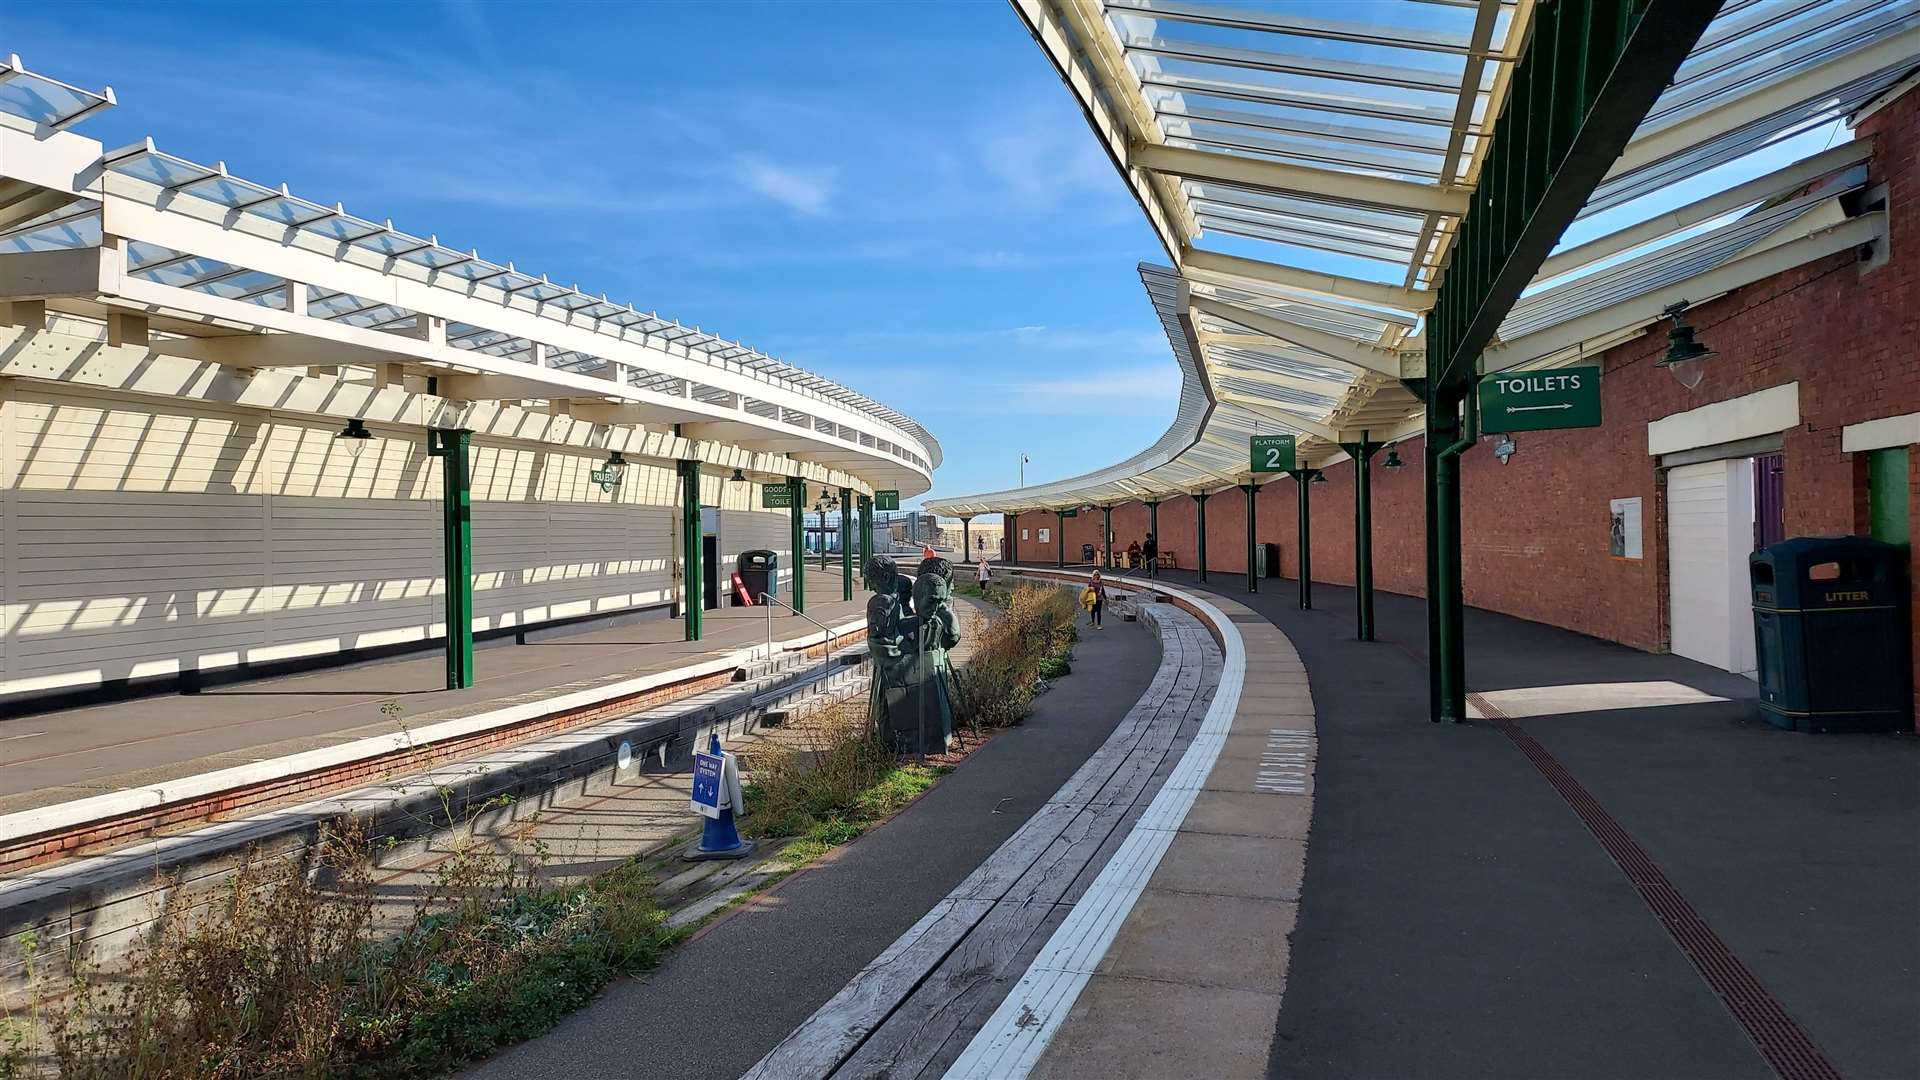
[
  {"x1": 301, "y1": 213, "x2": 386, "y2": 243},
  {"x1": 398, "y1": 245, "x2": 472, "y2": 270},
  {"x1": 0, "y1": 64, "x2": 109, "y2": 128},
  {"x1": 243, "y1": 195, "x2": 336, "y2": 227},
  {"x1": 181, "y1": 173, "x2": 280, "y2": 208},
  {"x1": 351, "y1": 230, "x2": 431, "y2": 257},
  {"x1": 109, "y1": 151, "x2": 216, "y2": 189},
  {"x1": 1147, "y1": 92, "x2": 1454, "y2": 153}
]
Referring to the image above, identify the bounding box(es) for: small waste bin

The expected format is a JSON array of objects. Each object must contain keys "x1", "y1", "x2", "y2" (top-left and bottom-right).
[
  {"x1": 1081, "y1": 543, "x2": 1096, "y2": 564},
  {"x1": 736, "y1": 549, "x2": 778, "y2": 606},
  {"x1": 1259, "y1": 542, "x2": 1283, "y2": 578},
  {"x1": 1750, "y1": 536, "x2": 1910, "y2": 732}
]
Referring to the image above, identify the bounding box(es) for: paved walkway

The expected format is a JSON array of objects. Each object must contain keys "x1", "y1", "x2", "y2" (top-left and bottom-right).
[
  {"x1": 468, "y1": 602, "x2": 1166, "y2": 1080},
  {"x1": 0, "y1": 571, "x2": 865, "y2": 816},
  {"x1": 1033, "y1": 564, "x2": 1918, "y2": 1080}
]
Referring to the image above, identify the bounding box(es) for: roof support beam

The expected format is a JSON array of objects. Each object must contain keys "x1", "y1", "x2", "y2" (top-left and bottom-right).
[
  {"x1": 1484, "y1": 211, "x2": 1883, "y2": 375},
  {"x1": 1134, "y1": 142, "x2": 1471, "y2": 216},
  {"x1": 1427, "y1": 0, "x2": 1723, "y2": 392},
  {"x1": 1181, "y1": 247, "x2": 1432, "y2": 312},
  {"x1": 1190, "y1": 294, "x2": 1402, "y2": 378}
]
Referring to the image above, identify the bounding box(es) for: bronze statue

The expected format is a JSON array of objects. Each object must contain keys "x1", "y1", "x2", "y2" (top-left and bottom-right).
[{"x1": 863, "y1": 554, "x2": 960, "y2": 755}]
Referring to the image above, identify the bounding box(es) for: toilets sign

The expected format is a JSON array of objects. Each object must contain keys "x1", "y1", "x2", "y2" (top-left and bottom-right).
[{"x1": 1478, "y1": 367, "x2": 1601, "y2": 433}]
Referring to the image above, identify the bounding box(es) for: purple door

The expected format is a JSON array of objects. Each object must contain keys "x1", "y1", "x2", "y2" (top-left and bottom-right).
[{"x1": 1753, "y1": 452, "x2": 1785, "y2": 549}]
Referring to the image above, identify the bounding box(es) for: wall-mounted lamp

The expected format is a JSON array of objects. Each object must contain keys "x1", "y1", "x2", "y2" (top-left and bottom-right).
[
  {"x1": 1658, "y1": 301, "x2": 1715, "y2": 391},
  {"x1": 335, "y1": 418, "x2": 373, "y2": 458},
  {"x1": 728, "y1": 468, "x2": 747, "y2": 483},
  {"x1": 1492, "y1": 434, "x2": 1517, "y2": 465},
  {"x1": 1309, "y1": 469, "x2": 1328, "y2": 484},
  {"x1": 1382, "y1": 447, "x2": 1405, "y2": 469}
]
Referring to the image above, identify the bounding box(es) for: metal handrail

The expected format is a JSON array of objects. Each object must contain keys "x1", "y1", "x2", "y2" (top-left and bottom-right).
[{"x1": 757, "y1": 593, "x2": 846, "y2": 693}]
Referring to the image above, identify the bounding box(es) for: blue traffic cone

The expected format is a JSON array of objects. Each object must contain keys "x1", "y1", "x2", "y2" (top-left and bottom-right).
[{"x1": 688, "y1": 732, "x2": 755, "y2": 861}]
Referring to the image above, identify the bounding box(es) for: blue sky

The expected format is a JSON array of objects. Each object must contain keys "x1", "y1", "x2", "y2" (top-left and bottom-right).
[{"x1": 5, "y1": 1, "x2": 1178, "y2": 511}]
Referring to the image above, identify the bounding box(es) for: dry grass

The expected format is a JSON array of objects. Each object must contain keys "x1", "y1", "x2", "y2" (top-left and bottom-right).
[{"x1": 951, "y1": 584, "x2": 1078, "y2": 730}]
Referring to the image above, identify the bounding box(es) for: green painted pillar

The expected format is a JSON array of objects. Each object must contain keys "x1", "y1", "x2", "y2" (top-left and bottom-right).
[
  {"x1": 841, "y1": 488, "x2": 854, "y2": 600},
  {"x1": 1340, "y1": 438, "x2": 1382, "y2": 642},
  {"x1": 961, "y1": 516, "x2": 972, "y2": 563},
  {"x1": 678, "y1": 458, "x2": 702, "y2": 642},
  {"x1": 1146, "y1": 500, "x2": 1159, "y2": 551},
  {"x1": 428, "y1": 429, "x2": 474, "y2": 689},
  {"x1": 1101, "y1": 506, "x2": 1114, "y2": 568},
  {"x1": 1195, "y1": 492, "x2": 1209, "y2": 583},
  {"x1": 1425, "y1": 388, "x2": 1475, "y2": 724},
  {"x1": 1056, "y1": 510, "x2": 1067, "y2": 567},
  {"x1": 1291, "y1": 470, "x2": 1313, "y2": 611},
  {"x1": 788, "y1": 477, "x2": 806, "y2": 613},
  {"x1": 858, "y1": 494, "x2": 873, "y2": 570},
  {"x1": 1008, "y1": 513, "x2": 1018, "y2": 565},
  {"x1": 1240, "y1": 484, "x2": 1259, "y2": 593}
]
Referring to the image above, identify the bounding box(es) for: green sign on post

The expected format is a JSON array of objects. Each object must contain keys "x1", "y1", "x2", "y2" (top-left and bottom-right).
[
  {"x1": 874, "y1": 490, "x2": 900, "y2": 511},
  {"x1": 761, "y1": 483, "x2": 794, "y2": 509},
  {"x1": 1251, "y1": 434, "x2": 1296, "y2": 473},
  {"x1": 1478, "y1": 367, "x2": 1601, "y2": 433}
]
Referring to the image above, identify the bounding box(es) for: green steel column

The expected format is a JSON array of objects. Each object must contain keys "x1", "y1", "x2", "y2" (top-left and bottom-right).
[
  {"x1": 1056, "y1": 511, "x2": 1066, "y2": 567},
  {"x1": 678, "y1": 459, "x2": 702, "y2": 642},
  {"x1": 858, "y1": 494, "x2": 873, "y2": 570},
  {"x1": 841, "y1": 488, "x2": 854, "y2": 600},
  {"x1": 1241, "y1": 484, "x2": 1259, "y2": 593},
  {"x1": 428, "y1": 429, "x2": 474, "y2": 690},
  {"x1": 1340, "y1": 438, "x2": 1381, "y2": 642},
  {"x1": 1101, "y1": 506, "x2": 1113, "y2": 568},
  {"x1": 1146, "y1": 500, "x2": 1159, "y2": 550},
  {"x1": 1292, "y1": 470, "x2": 1313, "y2": 611},
  {"x1": 1427, "y1": 390, "x2": 1476, "y2": 723},
  {"x1": 1195, "y1": 492, "x2": 1209, "y2": 583},
  {"x1": 788, "y1": 477, "x2": 806, "y2": 613},
  {"x1": 1008, "y1": 513, "x2": 1018, "y2": 565},
  {"x1": 961, "y1": 516, "x2": 972, "y2": 563}
]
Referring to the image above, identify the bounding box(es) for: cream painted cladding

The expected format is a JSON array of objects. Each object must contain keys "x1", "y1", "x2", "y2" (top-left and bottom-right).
[
  {"x1": 0, "y1": 382, "x2": 794, "y2": 702},
  {"x1": 705, "y1": 473, "x2": 795, "y2": 597}
]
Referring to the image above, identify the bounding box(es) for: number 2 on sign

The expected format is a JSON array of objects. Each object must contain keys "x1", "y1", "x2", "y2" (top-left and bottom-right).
[{"x1": 1265, "y1": 446, "x2": 1281, "y2": 468}]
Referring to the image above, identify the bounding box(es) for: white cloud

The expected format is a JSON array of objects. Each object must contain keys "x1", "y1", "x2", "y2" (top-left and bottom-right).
[
  {"x1": 978, "y1": 105, "x2": 1118, "y2": 213},
  {"x1": 734, "y1": 154, "x2": 839, "y2": 217}
]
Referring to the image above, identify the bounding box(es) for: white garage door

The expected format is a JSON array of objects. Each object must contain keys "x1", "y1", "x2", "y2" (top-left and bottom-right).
[{"x1": 1667, "y1": 458, "x2": 1758, "y2": 676}]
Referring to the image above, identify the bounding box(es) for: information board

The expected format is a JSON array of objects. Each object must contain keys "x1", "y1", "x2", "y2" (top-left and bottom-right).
[
  {"x1": 761, "y1": 483, "x2": 794, "y2": 509},
  {"x1": 1251, "y1": 434, "x2": 1296, "y2": 473},
  {"x1": 1479, "y1": 367, "x2": 1602, "y2": 433},
  {"x1": 874, "y1": 490, "x2": 901, "y2": 510}
]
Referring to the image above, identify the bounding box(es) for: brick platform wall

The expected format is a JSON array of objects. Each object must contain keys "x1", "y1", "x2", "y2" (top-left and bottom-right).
[{"x1": 1022, "y1": 87, "x2": 1920, "y2": 724}]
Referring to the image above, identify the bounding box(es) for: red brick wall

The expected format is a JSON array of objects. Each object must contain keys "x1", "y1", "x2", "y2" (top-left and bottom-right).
[{"x1": 1022, "y1": 87, "x2": 1920, "y2": 723}]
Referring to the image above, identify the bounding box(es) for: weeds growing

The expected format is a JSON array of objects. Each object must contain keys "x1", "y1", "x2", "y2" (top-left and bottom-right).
[{"x1": 951, "y1": 583, "x2": 1078, "y2": 730}]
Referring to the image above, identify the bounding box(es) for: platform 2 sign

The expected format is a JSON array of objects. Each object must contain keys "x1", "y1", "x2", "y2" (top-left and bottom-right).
[
  {"x1": 761, "y1": 483, "x2": 794, "y2": 509},
  {"x1": 874, "y1": 490, "x2": 901, "y2": 511},
  {"x1": 1250, "y1": 434, "x2": 1296, "y2": 473},
  {"x1": 1478, "y1": 367, "x2": 1601, "y2": 433}
]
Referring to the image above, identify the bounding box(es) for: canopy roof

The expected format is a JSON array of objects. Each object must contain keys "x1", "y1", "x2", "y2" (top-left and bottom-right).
[
  {"x1": 0, "y1": 54, "x2": 940, "y2": 496},
  {"x1": 928, "y1": 0, "x2": 1912, "y2": 515}
]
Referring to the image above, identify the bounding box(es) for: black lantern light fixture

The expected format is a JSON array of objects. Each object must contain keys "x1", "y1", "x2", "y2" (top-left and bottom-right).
[
  {"x1": 1382, "y1": 446, "x2": 1404, "y2": 469},
  {"x1": 1309, "y1": 469, "x2": 1328, "y2": 484},
  {"x1": 335, "y1": 418, "x2": 374, "y2": 458},
  {"x1": 728, "y1": 467, "x2": 747, "y2": 483},
  {"x1": 1657, "y1": 301, "x2": 1715, "y2": 390}
]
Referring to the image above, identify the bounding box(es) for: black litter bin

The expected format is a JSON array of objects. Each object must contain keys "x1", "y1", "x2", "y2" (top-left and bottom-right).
[
  {"x1": 737, "y1": 549, "x2": 779, "y2": 606},
  {"x1": 1750, "y1": 536, "x2": 1910, "y2": 732},
  {"x1": 1081, "y1": 543, "x2": 1096, "y2": 564},
  {"x1": 1260, "y1": 542, "x2": 1283, "y2": 578}
]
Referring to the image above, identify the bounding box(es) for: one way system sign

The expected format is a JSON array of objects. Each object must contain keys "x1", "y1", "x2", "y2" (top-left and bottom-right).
[{"x1": 1478, "y1": 366, "x2": 1601, "y2": 433}]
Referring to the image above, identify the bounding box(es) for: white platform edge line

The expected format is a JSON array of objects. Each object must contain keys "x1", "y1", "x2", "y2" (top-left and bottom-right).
[{"x1": 943, "y1": 573, "x2": 1248, "y2": 1079}]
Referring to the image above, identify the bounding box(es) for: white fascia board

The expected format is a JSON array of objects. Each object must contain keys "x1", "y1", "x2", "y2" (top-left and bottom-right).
[
  {"x1": 0, "y1": 323, "x2": 873, "y2": 493},
  {"x1": 1135, "y1": 142, "x2": 1471, "y2": 216},
  {"x1": 1189, "y1": 294, "x2": 1403, "y2": 377},
  {"x1": 0, "y1": 245, "x2": 113, "y2": 299},
  {"x1": 1648, "y1": 382, "x2": 1801, "y2": 457},
  {"x1": 1841, "y1": 412, "x2": 1920, "y2": 452},
  {"x1": 94, "y1": 190, "x2": 930, "y2": 467},
  {"x1": 1483, "y1": 211, "x2": 1884, "y2": 375}
]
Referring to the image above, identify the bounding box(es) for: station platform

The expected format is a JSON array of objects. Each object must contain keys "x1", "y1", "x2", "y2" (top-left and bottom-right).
[
  {"x1": 0, "y1": 570, "x2": 866, "y2": 819},
  {"x1": 1017, "y1": 564, "x2": 1917, "y2": 1080}
]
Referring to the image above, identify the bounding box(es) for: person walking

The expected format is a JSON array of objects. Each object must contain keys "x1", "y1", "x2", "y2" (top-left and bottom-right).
[
  {"x1": 1143, "y1": 531, "x2": 1159, "y2": 578},
  {"x1": 1081, "y1": 569, "x2": 1108, "y2": 629},
  {"x1": 976, "y1": 554, "x2": 991, "y2": 590}
]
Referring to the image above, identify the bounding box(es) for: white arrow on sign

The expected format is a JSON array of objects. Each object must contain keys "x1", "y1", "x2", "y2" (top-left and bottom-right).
[{"x1": 1507, "y1": 403, "x2": 1573, "y2": 413}]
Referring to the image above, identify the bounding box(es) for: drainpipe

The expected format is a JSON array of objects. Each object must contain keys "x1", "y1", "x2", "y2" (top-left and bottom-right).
[{"x1": 1431, "y1": 388, "x2": 1478, "y2": 723}]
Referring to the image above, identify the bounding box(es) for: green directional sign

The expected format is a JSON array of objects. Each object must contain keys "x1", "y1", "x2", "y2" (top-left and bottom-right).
[
  {"x1": 1479, "y1": 367, "x2": 1601, "y2": 433},
  {"x1": 1250, "y1": 434, "x2": 1296, "y2": 474},
  {"x1": 1059, "y1": 508, "x2": 1078, "y2": 518},
  {"x1": 874, "y1": 490, "x2": 900, "y2": 511},
  {"x1": 761, "y1": 483, "x2": 794, "y2": 509}
]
